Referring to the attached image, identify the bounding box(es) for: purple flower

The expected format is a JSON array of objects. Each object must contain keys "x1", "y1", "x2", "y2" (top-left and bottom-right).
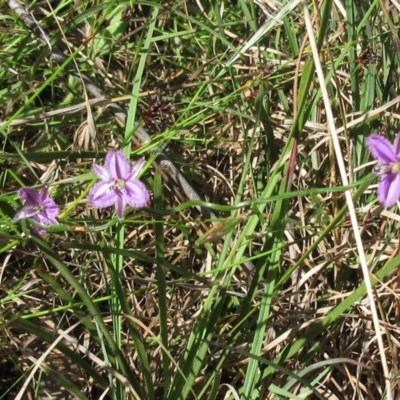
[
  {"x1": 366, "y1": 133, "x2": 400, "y2": 207},
  {"x1": 14, "y1": 187, "x2": 60, "y2": 235},
  {"x1": 88, "y1": 151, "x2": 150, "y2": 219}
]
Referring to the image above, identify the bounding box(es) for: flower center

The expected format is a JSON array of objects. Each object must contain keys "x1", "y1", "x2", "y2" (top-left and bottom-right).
[
  {"x1": 112, "y1": 179, "x2": 126, "y2": 191},
  {"x1": 393, "y1": 163, "x2": 400, "y2": 173},
  {"x1": 35, "y1": 204, "x2": 46, "y2": 212}
]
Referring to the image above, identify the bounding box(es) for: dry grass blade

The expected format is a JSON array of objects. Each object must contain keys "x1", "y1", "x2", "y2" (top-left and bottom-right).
[
  {"x1": 302, "y1": 1, "x2": 393, "y2": 398},
  {"x1": 15, "y1": 322, "x2": 81, "y2": 400},
  {"x1": 0, "y1": 97, "x2": 109, "y2": 127}
]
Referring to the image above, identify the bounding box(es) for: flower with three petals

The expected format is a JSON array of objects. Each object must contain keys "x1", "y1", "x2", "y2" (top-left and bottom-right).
[
  {"x1": 88, "y1": 151, "x2": 150, "y2": 219},
  {"x1": 14, "y1": 187, "x2": 60, "y2": 235}
]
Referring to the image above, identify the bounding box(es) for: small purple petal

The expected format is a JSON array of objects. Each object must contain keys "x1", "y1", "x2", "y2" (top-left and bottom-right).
[
  {"x1": 125, "y1": 180, "x2": 150, "y2": 208},
  {"x1": 116, "y1": 195, "x2": 126, "y2": 219},
  {"x1": 32, "y1": 226, "x2": 47, "y2": 236},
  {"x1": 93, "y1": 164, "x2": 110, "y2": 181},
  {"x1": 15, "y1": 187, "x2": 59, "y2": 231},
  {"x1": 88, "y1": 181, "x2": 118, "y2": 208},
  {"x1": 39, "y1": 187, "x2": 50, "y2": 202},
  {"x1": 33, "y1": 213, "x2": 58, "y2": 227},
  {"x1": 129, "y1": 158, "x2": 146, "y2": 180},
  {"x1": 43, "y1": 211, "x2": 59, "y2": 225},
  {"x1": 105, "y1": 151, "x2": 131, "y2": 180},
  {"x1": 394, "y1": 133, "x2": 400, "y2": 156},
  {"x1": 42, "y1": 198, "x2": 60, "y2": 217},
  {"x1": 45, "y1": 216, "x2": 59, "y2": 225},
  {"x1": 366, "y1": 134, "x2": 397, "y2": 163},
  {"x1": 14, "y1": 205, "x2": 39, "y2": 221},
  {"x1": 18, "y1": 188, "x2": 42, "y2": 206},
  {"x1": 378, "y1": 173, "x2": 400, "y2": 207}
]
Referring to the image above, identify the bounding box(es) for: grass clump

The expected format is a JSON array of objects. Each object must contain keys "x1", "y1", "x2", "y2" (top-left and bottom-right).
[{"x1": 1, "y1": 0, "x2": 399, "y2": 399}]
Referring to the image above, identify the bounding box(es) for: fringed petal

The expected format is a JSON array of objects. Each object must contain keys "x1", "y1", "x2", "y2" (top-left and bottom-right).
[
  {"x1": 93, "y1": 164, "x2": 110, "y2": 181},
  {"x1": 367, "y1": 134, "x2": 397, "y2": 164},
  {"x1": 105, "y1": 151, "x2": 131, "y2": 180},
  {"x1": 14, "y1": 205, "x2": 39, "y2": 221},
  {"x1": 88, "y1": 181, "x2": 117, "y2": 208},
  {"x1": 378, "y1": 173, "x2": 400, "y2": 207},
  {"x1": 115, "y1": 194, "x2": 126, "y2": 219},
  {"x1": 129, "y1": 158, "x2": 145, "y2": 180},
  {"x1": 18, "y1": 188, "x2": 42, "y2": 206},
  {"x1": 125, "y1": 180, "x2": 150, "y2": 208}
]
